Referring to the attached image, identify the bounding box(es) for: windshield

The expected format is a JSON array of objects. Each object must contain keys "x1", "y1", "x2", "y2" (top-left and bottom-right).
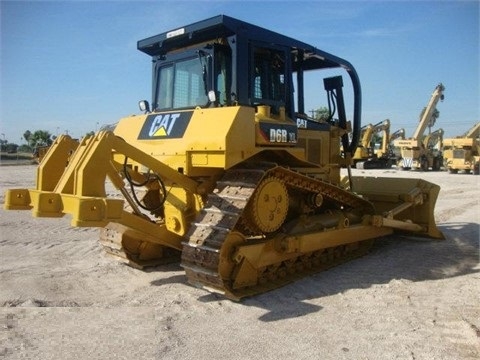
[{"x1": 155, "y1": 56, "x2": 208, "y2": 111}]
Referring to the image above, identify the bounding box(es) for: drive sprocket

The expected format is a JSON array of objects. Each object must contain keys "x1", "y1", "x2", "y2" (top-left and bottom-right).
[{"x1": 244, "y1": 176, "x2": 289, "y2": 233}]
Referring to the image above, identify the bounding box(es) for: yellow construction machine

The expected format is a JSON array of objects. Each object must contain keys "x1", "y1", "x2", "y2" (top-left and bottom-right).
[
  {"x1": 388, "y1": 128, "x2": 405, "y2": 163},
  {"x1": 443, "y1": 122, "x2": 480, "y2": 174},
  {"x1": 33, "y1": 145, "x2": 52, "y2": 164},
  {"x1": 353, "y1": 119, "x2": 395, "y2": 169},
  {"x1": 4, "y1": 15, "x2": 444, "y2": 300},
  {"x1": 394, "y1": 84, "x2": 445, "y2": 170}
]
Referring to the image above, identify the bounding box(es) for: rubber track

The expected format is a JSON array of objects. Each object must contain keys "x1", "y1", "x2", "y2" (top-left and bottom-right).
[{"x1": 181, "y1": 166, "x2": 376, "y2": 299}]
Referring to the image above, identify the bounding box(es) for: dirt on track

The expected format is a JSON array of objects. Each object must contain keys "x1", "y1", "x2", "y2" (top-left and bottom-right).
[{"x1": 0, "y1": 165, "x2": 479, "y2": 360}]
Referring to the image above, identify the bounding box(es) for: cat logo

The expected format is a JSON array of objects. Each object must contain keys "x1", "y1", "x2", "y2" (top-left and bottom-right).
[
  {"x1": 138, "y1": 111, "x2": 193, "y2": 139},
  {"x1": 149, "y1": 113, "x2": 180, "y2": 137},
  {"x1": 297, "y1": 119, "x2": 307, "y2": 128}
]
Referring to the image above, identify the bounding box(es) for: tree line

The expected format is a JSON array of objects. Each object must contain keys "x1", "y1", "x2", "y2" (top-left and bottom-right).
[{"x1": 0, "y1": 130, "x2": 95, "y2": 153}]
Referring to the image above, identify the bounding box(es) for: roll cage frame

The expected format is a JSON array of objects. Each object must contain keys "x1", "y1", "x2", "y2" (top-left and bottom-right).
[{"x1": 137, "y1": 14, "x2": 362, "y2": 155}]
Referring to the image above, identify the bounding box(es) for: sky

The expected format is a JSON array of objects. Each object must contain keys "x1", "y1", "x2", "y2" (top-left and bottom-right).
[{"x1": 1, "y1": 0, "x2": 479, "y2": 144}]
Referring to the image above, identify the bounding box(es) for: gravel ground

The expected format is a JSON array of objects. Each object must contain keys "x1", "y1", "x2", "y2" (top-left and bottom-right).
[{"x1": 0, "y1": 165, "x2": 479, "y2": 360}]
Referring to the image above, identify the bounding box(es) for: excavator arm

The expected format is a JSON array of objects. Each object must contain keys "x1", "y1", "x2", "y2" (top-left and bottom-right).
[
  {"x1": 389, "y1": 128, "x2": 405, "y2": 143},
  {"x1": 360, "y1": 124, "x2": 374, "y2": 148},
  {"x1": 423, "y1": 128, "x2": 444, "y2": 150},
  {"x1": 372, "y1": 119, "x2": 390, "y2": 157}
]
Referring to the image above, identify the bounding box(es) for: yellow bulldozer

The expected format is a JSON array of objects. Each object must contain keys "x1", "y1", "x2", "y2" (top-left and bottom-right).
[
  {"x1": 443, "y1": 122, "x2": 480, "y2": 174},
  {"x1": 4, "y1": 15, "x2": 443, "y2": 300}
]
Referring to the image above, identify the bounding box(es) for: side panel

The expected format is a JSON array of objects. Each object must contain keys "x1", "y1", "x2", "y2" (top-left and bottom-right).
[
  {"x1": 297, "y1": 119, "x2": 341, "y2": 183},
  {"x1": 113, "y1": 106, "x2": 320, "y2": 176},
  {"x1": 113, "y1": 107, "x2": 258, "y2": 175}
]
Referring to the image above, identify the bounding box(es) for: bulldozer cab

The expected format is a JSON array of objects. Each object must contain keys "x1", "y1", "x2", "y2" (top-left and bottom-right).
[{"x1": 137, "y1": 15, "x2": 362, "y2": 160}]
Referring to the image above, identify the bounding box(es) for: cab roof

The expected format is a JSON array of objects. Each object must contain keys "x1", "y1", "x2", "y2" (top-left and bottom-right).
[{"x1": 137, "y1": 14, "x2": 353, "y2": 72}]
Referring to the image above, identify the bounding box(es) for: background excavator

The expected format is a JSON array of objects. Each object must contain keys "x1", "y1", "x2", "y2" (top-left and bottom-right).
[
  {"x1": 394, "y1": 83, "x2": 445, "y2": 171},
  {"x1": 353, "y1": 119, "x2": 396, "y2": 169},
  {"x1": 4, "y1": 15, "x2": 443, "y2": 300},
  {"x1": 423, "y1": 127, "x2": 444, "y2": 168},
  {"x1": 388, "y1": 128, "x2": 405, "y2": 163},
  {"x1": 443, "y1": 122, "x2": 480, "y2": 174}
]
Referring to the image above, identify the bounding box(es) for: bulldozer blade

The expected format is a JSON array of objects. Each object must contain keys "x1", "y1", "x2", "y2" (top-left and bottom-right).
[{"x1": 345, "y1": 176, "x2": 444, "y2": 240}]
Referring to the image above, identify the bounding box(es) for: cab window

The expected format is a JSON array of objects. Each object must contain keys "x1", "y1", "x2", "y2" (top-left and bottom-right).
[{"x1": 251, "y1": 47, "x2": 287, "y2": 110}]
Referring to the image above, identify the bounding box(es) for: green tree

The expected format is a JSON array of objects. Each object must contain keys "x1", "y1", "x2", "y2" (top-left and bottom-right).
[
  {"x1": 23, "y1": 130, "x2": 31, "y2": 143},
  {"x1": 5, "y1": 143, "x2": 18, "y2": 153},
  {"x1": 313, "y1": 106, "x2": 330, "y2": 122},
  {"x1": 27, "y1": 130, "x2": 53, "y2": 148},
  {"x1": 18, "y1": 144, "x2": 31, "y2": 153}
]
